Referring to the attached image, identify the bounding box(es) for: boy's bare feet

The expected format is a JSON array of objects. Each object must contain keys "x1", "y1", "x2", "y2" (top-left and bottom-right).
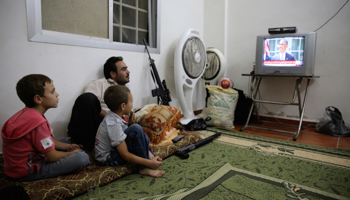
[{"x1": 139, "y1": 168, "x2": 165, "y2": 178}]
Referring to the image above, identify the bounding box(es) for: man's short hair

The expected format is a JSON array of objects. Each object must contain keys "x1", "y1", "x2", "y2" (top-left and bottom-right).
[
  {"x1": 104, "y1": 85, "x2": 130, "y2": 111},
  {"x1": 16, "y1": 74, "x2": 52, "y2": 108},
  {"x1": 103, "y1": 56, "x2": 123, "y2": 79}
]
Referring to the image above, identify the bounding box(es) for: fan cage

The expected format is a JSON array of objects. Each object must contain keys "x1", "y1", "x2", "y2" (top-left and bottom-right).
[
  {"x1": 203, "y1": 52, "x2": 221, "y2": 80},
  {"x1": 181, "y1": 37, "x2": 206, "y2": 79}
]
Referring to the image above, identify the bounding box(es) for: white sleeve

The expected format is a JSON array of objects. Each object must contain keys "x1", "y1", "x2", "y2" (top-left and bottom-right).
[
  {"x1": 84, "y1": 80, "x2": 104, "y2": 103},
  {"x1": 84, "y1": 80, "x2": 110, "y2": 112}
]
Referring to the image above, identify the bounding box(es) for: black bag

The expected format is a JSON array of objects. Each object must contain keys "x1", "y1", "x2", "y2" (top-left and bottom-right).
[
  {"x1": 184, "y1": 118, "x2": 207, "y2": 131},
  {"x1": 233, "y1": 88, "x2": 253, "y2": 125},
  {"x1": 316, "y1": 106, "x2": 350, "y2": 137}
]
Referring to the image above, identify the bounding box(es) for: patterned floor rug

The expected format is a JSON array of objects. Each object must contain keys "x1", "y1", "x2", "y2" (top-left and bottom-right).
[{"x1": 73, "y1": 127, "x2": 350, "y2": 200}]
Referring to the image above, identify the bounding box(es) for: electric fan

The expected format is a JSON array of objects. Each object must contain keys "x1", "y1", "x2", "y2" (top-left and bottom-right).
[
  {"x1": 202, "y1": 48, "x2": 226, "y2": 86},
  {"x1": 174, "y1": 29, "x2": 207, "y2": 125}
]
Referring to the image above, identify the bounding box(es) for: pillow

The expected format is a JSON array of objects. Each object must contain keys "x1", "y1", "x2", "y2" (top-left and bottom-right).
[
  {"x1": 150, "y1": 128, "x2": 180, "y2": 147},
  {"x1": 137, "y1": 105, "x2": 182, "y2": 144},
  {"x1": 134, "y1": 104, "x2": 158, "y2": 123}
]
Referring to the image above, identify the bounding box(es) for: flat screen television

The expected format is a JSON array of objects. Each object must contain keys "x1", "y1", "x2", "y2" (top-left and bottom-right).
[{"x1": 255, "y1": 32, "x2": 316, "y2": 76}]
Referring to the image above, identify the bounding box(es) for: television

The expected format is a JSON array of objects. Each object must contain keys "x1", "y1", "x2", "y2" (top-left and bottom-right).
[{"x1": 255, "y1": 32, "x2": 317, "y2": 76}]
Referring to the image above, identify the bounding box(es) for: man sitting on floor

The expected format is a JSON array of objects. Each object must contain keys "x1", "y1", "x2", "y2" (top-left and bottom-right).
[{"x1": 68, "y1": 56, "x2": 130, "y2": 152}]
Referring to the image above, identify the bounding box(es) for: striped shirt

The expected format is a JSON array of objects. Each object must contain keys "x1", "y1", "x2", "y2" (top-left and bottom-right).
[{"x1": 94, "y1": 111, "x2": 128, "y2": 163}]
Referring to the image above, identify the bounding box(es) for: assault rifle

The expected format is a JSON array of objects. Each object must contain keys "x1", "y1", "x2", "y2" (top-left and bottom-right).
[
  {"x1": 143, "y1": 39, "x2": 171, "y2": 105},
  {"x1": 176, "y1": 132, "x2": 221, "y2": 159}
]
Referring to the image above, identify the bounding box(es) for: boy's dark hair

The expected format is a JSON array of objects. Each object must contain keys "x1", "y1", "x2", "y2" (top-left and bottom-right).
[
  {"x1": 103, "y1": 56, "x2": 123, "y2": 79},
  {"x1": 16, "y1": 74, "x2": 52, "y2": 108},
  {"x1": 104, "y1": 85, "x2": 130, "y2": 111}
]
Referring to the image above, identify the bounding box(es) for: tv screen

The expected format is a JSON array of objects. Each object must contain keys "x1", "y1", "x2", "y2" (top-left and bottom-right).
[
  {"x1": 255, "y1": 32, "x2": 316, "y2": 76},
  {"x1": 263, "y1": 36, "x2": 305, "y2": 66}
]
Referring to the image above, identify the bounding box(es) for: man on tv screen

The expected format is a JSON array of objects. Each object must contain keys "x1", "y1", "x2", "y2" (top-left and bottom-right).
[{"x1": 271, "y1": 39, "x2": 295, "y2": 61}]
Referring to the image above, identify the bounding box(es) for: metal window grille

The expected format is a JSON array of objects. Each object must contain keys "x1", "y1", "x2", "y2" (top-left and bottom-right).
[{"x1": 113, "y1": 0, "x2": 156, "y2": 47}]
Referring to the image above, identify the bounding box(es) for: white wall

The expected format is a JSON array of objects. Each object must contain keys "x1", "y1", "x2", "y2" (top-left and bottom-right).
[
  {"x1": 204, "y1": 0, "x2": 226, "y2": 54},
  {"x1": 217, "y1": 0, "x2": 350, "y2": 123},
  {"x1": 0, "y1": 0, "x2": 204, "y2": 152}
]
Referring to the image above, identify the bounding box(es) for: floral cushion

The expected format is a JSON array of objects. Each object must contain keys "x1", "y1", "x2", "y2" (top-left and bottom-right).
[{"x1": 137, "y1": 105, "x2": 182, "y2": 144}]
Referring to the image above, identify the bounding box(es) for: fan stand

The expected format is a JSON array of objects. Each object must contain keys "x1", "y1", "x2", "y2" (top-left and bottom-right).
[
  {"x1": 178, "y1": 84, "x2": 200, "y2": 125},
  {"x1": 174, "y1": 29, "x2": 207, "y2": 125}
]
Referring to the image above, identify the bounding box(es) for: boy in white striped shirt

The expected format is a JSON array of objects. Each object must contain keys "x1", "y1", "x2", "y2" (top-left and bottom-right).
[{"x1": 94, "y1": 85, "x2": 165, "y2": 177}]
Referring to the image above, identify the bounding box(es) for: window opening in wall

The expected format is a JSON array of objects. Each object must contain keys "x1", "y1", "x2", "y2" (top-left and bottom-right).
[
  {"x1": 113, "y1": 0, "x2": 149, "y2": 45},
  {"x1": 26, "y1": 0, "x2": 160, "y2": 53}
]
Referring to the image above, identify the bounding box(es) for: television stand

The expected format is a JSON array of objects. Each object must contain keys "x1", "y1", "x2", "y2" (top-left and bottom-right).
[{"x1": 240, "y1": 74, "x2": 320, "y2": 141}]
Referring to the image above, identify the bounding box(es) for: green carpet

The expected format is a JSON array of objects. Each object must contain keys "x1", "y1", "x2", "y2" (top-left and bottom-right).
[{"x1": 73, "y1": 127, "x2": 350, "y2": 200}]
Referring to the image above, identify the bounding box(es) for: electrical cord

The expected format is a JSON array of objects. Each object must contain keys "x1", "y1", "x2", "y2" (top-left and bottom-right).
[
  {"x1": 314, "y1": 0, "x2": 349, "y2": 32},
  {"x1": 257, "y1": 92, "x2": 314, "y2": 129},
  {"x1": 247, "y1": 75, "x2": 314, "y2": 129}
]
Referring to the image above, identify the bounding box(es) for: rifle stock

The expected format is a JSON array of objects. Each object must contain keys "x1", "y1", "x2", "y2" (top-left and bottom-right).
[{"x1": 143, "y1": 39, "x2": 172, "y2": 105}]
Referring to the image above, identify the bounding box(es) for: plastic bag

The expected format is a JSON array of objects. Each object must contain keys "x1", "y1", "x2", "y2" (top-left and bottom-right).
[
  {"x1": 203, "y1": 85, "x2": 238, "y2": 129},
  {"x1": 316, "y1": 106, "x2": 350, "y2": 137}
]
